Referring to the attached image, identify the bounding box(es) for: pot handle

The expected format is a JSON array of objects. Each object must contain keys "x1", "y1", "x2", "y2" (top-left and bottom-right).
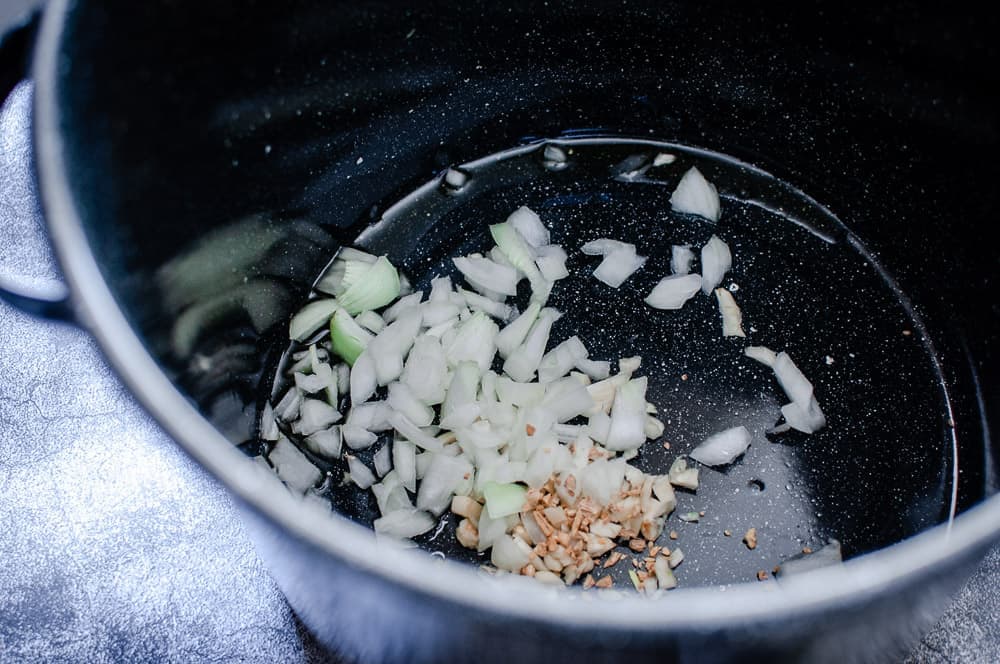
[{"x1": 0, "y1": 8, "x2": 74, "y2": 323}]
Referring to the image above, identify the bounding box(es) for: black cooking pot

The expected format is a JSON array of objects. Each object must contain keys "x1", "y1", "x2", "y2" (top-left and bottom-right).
[{"x1": 2, "y1": 1, "x2": 998, "y2": 662}]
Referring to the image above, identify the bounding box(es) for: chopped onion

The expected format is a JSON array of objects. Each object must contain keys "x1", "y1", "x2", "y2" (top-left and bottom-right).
[
  {"x1": 452, "y1": 256, "x2": 520, "y2": 296},
  {"x1": 392, "y1": 439, "x2": 417, "y2": 492},
  {"x1": 542, "y1": 378, "x2": 596, "y2": 423},
  {"x1": 355, "y1": 310, "x2": 386, "y2": 334},
  {"x1": 772, "y1": 352, "x2": 814, "y2": 410},
  {"x1": 382, "y1": 291, "x2": 424, "y2": 324},
  {"x1": 581, "y1": 238, "x2": 633, "y2": 256},
  {"x1": 496, "y1": 377, "x2": 545, "y2": 406},
  {"x1": 388, "y1": 410, "x2": 443, "y2": 452},
  {"x1": 715, "y1": 287, "x2": 746, "y2": 337},
  {"x1": 347, "y1": 455, "x2": 377, "y2": 489},
  {"x1": 304, "y1": 427, "x2": 342, "y2": 459},
  {"x1": 745, "y1": 345, "x2": 777, "y2": 367},
  {"x1": 337, "y1": 256, "x2": 401, "y2": 315},
  {"x1": 491, "y1": 534, "x2": 531, "y2": 572},
  {"x1": 349, "y1": 351, "x2": 378, "y2": 404},
  {"x1": 689, "y1": 425, "x2": 751, "y2": 466},
  {"x1": 444, "y1": 312, "x2": 499, "y2": 373},
  {"x1": 506, "y1": 206, "x2": 550, "y2": 247},
  {"x1": 388, "y1": 382, "x2": 435, "y2": 427},
  {"x1": 645, "y1": 274, "x2": 703, "y2": 310},
  {"x1": 374, "y1": 443, "x2": 392, "y2": 477},
  {"x1": 269, "y1": 436, "x2": 321, "y2": 493},
  {"x1": 315, "y1": 249, "x2": 378, "y2": 296},
  {"x1": 401, "y1": 335, "x2": 449, "y2": 406},
  {"x1": 372, "y1": 473, "x2": 413, "y2": 516},
  {"x1": 593, "y1": 245, "x2": 647, "y2": 288},
  {"x1": 294, "y1": 364, "x2": 335, "y2": 394},
  {"x1": 329, "y1": 308, "x2": 373, "y2": 365},
  {"x1": 671, "y1": 245, "x2": 695, "y2": 275},
  {"x1": 667, "y1": 457, "x2": 699, "y2": 490},
  {"x1": 574, "y1": 358, "x2": 611, "y2": 380},
  {"x1": 459, "y1": 288, "x2": 514, "y2": 321},
  {"x1": 342, "y1": 424, "x2": 378, "y2": 451},
  {"x1": 654, "y1": 556, "x2": 678, "y2": 590},
  {"x1": 274, "y1": 387, "x2": 303, "y2": 422},
  {"x1": 346, "y1": 401, "x2": 392, "y2": 432},
  {"x1": 483, "y1": 481, "x2": 528, "y2": 519},
  {"x1": 417, "y1": 453, "x2": 473, "y2": 515},
  {"x1": 442, "y1": 362, "x2": 481, "y2": 423},
  {"x1": 496, "y1": 302, "x2": 541, "y2": 359},
  {"x1": 700, "y1": 235, "x2": 732, "y2": 294},
  {"x1": 503, "y1": 308, "x2": 560, "y2": 382},
  {"x1": 670, "y1": 166, "x2": 721, "y2": 222},
  {"x1": 781, "y1": 397, "x2": 826, "y2": 434},
  {"x1": 534, "y1": 244, "x2": 569, "y2": 282},
  {"x1": 259, "y1": 403, "x2": 279, "y2": 441},
  {"x1": 605, "y1": 377, "x2": 648, "y2": 451},
  {"x1": 374, "y1": 508, "x2": 436, "y2": 539},
  {"x1": 291, "y1": 399, "x2": 342, "y2": 436},
  {"x1": 538, "y1": 336, "x2": 589, "y2": 383},
  {"x1": 289, "y1": 299, "x2": 341, "y2": 342}
]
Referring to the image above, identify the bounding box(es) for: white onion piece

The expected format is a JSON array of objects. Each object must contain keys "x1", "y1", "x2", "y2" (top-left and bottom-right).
[
  {"x1": 347, "y1": 455, "x2": 377, "y2": 489},
  {"x1": 291, "y1": 399, "x2": 342, "y2": 436},
  {"x1": 671, "y1": 245, "x2": 695, "y2": 275},
  {"x1": 459, "y1": 288, "x2": 514, "y2": 321},
  {"x1": 670, "y1": 166, "x2": 721, "y2": 222},
  {"x1": 346, "y1": 401, "x2": 391, "y2": 431},
  {"x1": 715, "y1": 287, "x2": 746, "y2": 337},
  {"x1": 491, "y1": 534, "x2": 531, "y2": 572},
  {"x1": 593, "y1": 245, "x2": 647, "y2": 288},
  {"x1": 700, "y1": 235, "x2": 732, "y2": 294},
  {"x1": 373, "y1": 444, "x2": 392, "y2": 477},
  {"x1": 269, "y1": 437, "x2": 321, "y2": 493},
  {"x1": 772, "y1": 352, "x2": 814, "y2": 409},
  {"x1": 417, "y1": 454, "x2": 473, "y2": 516},
  {"x1": 444, "y1": 312, "x2": 499, "y2": 373},
  {"x1": 578, "y1": 458, "x2": 626, "y2": 507},
  {"x1": 293, "y1": 363, "x2": 335, "y2": 394},
  {"x1": 429, "y1": 276, "x2": 453, "y2": 302},
  {"x1": 781, "y1": 397, "x2": 826, "y2": 433},
  {"x1": 388, "y1": 382, "x2": 435, "y2": 427},
  {"x1": 350, "y1": 351, "x2": 378, "y2": 404},
  {"x1": 542, "y1": 378, "x2": 596, "y2": 423},
  {"x1": 274, "y1": 387, "x2": 302, "y2": 422},
  {"x1": 288, "y1": 299, "x2": 340, "y2": 342},
  {"x1": 506, "y1": 206, "x2": 550, "y2": 247},
  {"x1": 645, "y1": 274, "x2": 703, "y2": 310},
  {"x1": 382, "y1": 291, "x2": 424, "y2": 324},
  {"x1": 538, "y1": 335, "x2": 588, "y2": 383},
  {"x1": 374, "y1": 508, "x2": 436, "y2": 539},
  {"x1": 442, "y1": 362, "x2": 481, "y2": 422},
  {"x1": 534, "y1": 244, "x2": 569, "y2": 282},
  {"x1": 392, "y1": 439, "x2": 417, "y2": 492},
  {"x1": 745, "y1": 345, "x2": 777, "y2": 367},
  {"x1": 689, "y1": 425, "x2": 751, "y2": 466},
  {"x1": 452, "y1": 256, "x2": 520, "y2": 296},
  {"x1": 587, "y1": 411, "x2": 612, "y2": 444},
  {"x1": 605, "y1": 377, "x2": 648, "y2": 451},
  {"x1": 439, "y1": 402, "x2": 482, "y2": 430},
  {"x1": 503, "y1": 308, "x2": 560, "y2": 382},
  {"x1": 476, "y1": 510, "x2": 508, "y2": 552},
  {"x1": 574, "y1": 358, "x2": 611, "y2": 380},
  {"x1": 401, "y1": 335, "x2": 448, "y2": 406},
  {"x1": 372, "y1": 474, "x2": 412, "y2": 516},
  {"x1": 496, "y1": 302, "x2": 541, "y2": 359},
  {"x1": 581, "y1": 238, "x2": 633, "y2": 256},
  {"x1": 259, "y1": 403, "x2": 279, "y2": 441},
  {"x1": 496, "y1": 377, "x2": 545, "y2": 406},
  {"x1": 304, "y1": 427, "x2": 342, "y2": 459},
  {"x1": 421, "y1": 301, "x2": 461, "y2": 327},
  {"x1": 355, "y1": 310, "x2": 385, "y2": 334},
  {"x1": 369, "y1": 309, "x2": 422, "y2": 385},
  {"x1": 342, "y1": 424, "x2": 378, "y2": 451},
  {"x1": 388, "y1": 411, "x2": 443, "y2": 451}
]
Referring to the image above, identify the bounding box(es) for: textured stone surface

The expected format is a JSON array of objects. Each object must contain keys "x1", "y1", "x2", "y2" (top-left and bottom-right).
[{"x1": 1, "y1": 41, "x2": 997, "y2": 664}]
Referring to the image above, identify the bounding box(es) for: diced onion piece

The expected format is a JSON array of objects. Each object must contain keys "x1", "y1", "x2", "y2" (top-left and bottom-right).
[
  {"x1": 346, "y1": 401, "x2": 392, "y2": 432},
  {"x1": 496, "y1": 377, "x2": 545, "y2": 406},
  {"x1": 400, "y1": 335, "x2": 449, "y2": 406},
  {"x1": 289, "y1": 299, "x2": 340, "y2": 342},
  {"x1": 304, "y1": 427, "x2": 342, "y2": 459},
  {"x1": 534, "y1": 245, "x2": 569, "y2": 282},
  {"x1": 781, "y1": 397, "x2": 826, "y2": 433},
  {"x1": 269, "y1": 437, "x2": 321, "y2": 493},
  {"x1": 745, "y1": 346, "x2": 778, "y2": 367},
  {"x1": 574, "y1": 358, "x2": 611, "y2": 380},
  {"x1": 274, "y1": 387, "x2": 303, "y2": 422},
  {"x1": 329, "y1": 308, "x2": 373, "y2": 365},
  {"x1": 417, "y1": 454, "x2": 473, "y2": 515},
  {"x1": 667, "y1": 457, "x2": 699, "y2": 490},
  {"x1": 593, "y1": 245, "x2": 646, "y2": 288},
  {"x1": 483, "y1": 481, "x2": 528, "y2": 519},
  {"x1": 259, "y1": 403, "x2": 279, "y2": 441},
  {"x1": 314, "y1": 249, "x2": 378, "y2": 296},
  {"x1": 654, "y1": 556, "x2": 678, "y2": 590},
  {"x1": 671, "y1": 245, "x2": 695, "y2": 275},
  {"x1": 645, "y1": 274, "x2": 703, "y2": 310},
  {"x1": 347, "y1": 455, "x2": 377, "y2": 489},
  {"x1": 772, "y1": 352, "x2": 814, "y2": 410},
  {"x1": 374, "y1": 508, "x2": 436, "y2": 539},
  {"x1": 689, "y1": 425, "x2": 751, "y2": 466},
  {"x1": 294, "y1": 364, "x2": 335, "y2": 394},
  {"x1": 355, "y1": 310, "x2": 386, "y2": 334},
  {"x1": 350, "y1": 351, "x2": 378, "y2": 404},
  {"x1": 388, "y1": 382, "x2": 435, "y2": 427},
  {"x1": 496, "y1": 302, "x2": 541, "y2": 359},
  {"x1": 700, "y1": 235, "x2": 732, "y2": 294},
  {"x1": 452, "y1": 256, "x2": 520, "y2": 296},
  {"x1": 542, "y1": 378, "x2": 596, "y2": 423},
  {"x1": 388, "y1": 411, "x2": 443, "y2": 452},
  {"x1": 581, "y1": 238, "x2": 633, "y2": 256},
  {"x1": 503, "y1": 308, "x2": 560, "y2": 382},
  {"x1": 605, "y1": 376, "x2": 648, "y2": 451},
  {"x1": 670, "y1": 166, "x2": 721, "y2": 222},
  {"x1": 715, "y1": 287, "x2": 746, "y2": 337},
  {"x1": 392, "y1": 439, "x2": 417, "y2": 492},
  {"x1": 374, "y1": 443, "x2": 392, "y2": 477},
  {"x1": 382, "y1": 291, "x2": 424, "y2": 324},
  {"x1": 337, "y1": 256, "x2": 401, "y2": 315},
  {"x1": 444, "y1": 311, "x2": 499, "y2": 373},
  {"x1": 459, "y1": 288, "x2": 514, "y2": 321},
  {"x1": 491, "y1": 534, "x2": 531, "y2": 572},
  {"x1": 372, "y1": 474, "x2": 413, "y2": 516},
  {"x1": 490, "y1": 222, "x2": 549, "y2": 300},
  {"x1": 342, "y1": 424, "x2": 378, "y2": 451},
  {"x1": 292, "y1": 399, "x2": 342, "y2": 436},
  {"x1": 506, "y1": 206, "x2": 550, "y2": 247},
  {"x1": 538, "y1": 335, "x2": 589, "y2": 383}
]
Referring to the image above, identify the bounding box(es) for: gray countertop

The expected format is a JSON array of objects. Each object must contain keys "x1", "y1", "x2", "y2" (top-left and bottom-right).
[{"x1": 1, "y1": 38, "x2": 997, "y2": 664}]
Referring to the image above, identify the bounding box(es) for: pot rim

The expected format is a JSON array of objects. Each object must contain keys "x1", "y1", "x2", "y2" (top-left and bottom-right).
[{"x1": 32, "y1": 0, "x2": 1000, "y2": 632}]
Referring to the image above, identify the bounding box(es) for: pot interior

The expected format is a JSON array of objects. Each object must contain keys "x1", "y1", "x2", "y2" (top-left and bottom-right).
[{"x1": 46, "y1": 0, "x2": 999, "y2": 588}]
